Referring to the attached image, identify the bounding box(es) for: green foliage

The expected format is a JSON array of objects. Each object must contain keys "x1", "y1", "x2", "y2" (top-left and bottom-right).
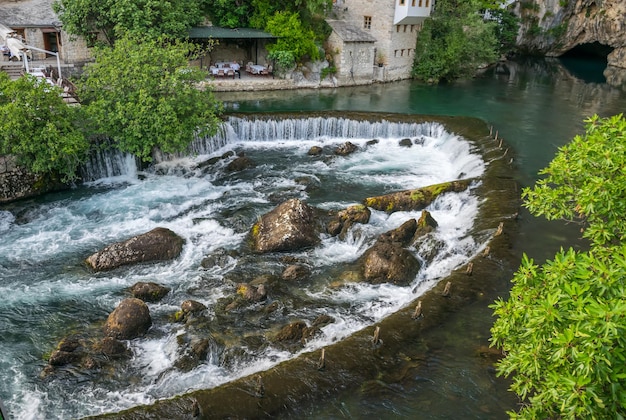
[
  {"x1": 548, "y1": 22, "x2": 568, "y2": 39},
  {"x1": 320, "y1": 65, "x2": 336, "y2": 80},
  {"x1": 202, "y1": 0, "x2": 251, "y2": 28},
  {"x1": 265, "y1": 11, "x2": 321, "y2": 64},
  {"x1": 0, "y1": 73, "x2": 89, "y2": 181},
  {"x1": 267, "y1": 50, "x2": 296, "y2": 76},
  {"x1": 412, "y1": 0, "x2": 498, "y2": 83},
  {"x1": 52, "y1": 0, "x2": 116, "y2": 45},
  {"x1": 53, "y1": 0, "x2": 209, "y2": 44},
  {"x1": 489, "y1": 9, "x2": 520, "y2": 54},
  {"x1": 77, "y1": 36, "x2": 222, "y2": 161},
  {"x1": 524, "y1": 115, "x2": 626, "y2": 247},
  {"x1": 491, "y1": 114, "x2": 626, "y2": 418}
]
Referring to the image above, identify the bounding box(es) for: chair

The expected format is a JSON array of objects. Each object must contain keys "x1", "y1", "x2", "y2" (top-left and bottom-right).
[
  {"x1": 226, "y1": 69, "x2": 235, "y2": 78},
  {"x1": 260, "y1": 67, "x2": 268, "y2": 76},
  {"x1": 246, "y1": 62, "x2": 253, "y2": 73},
  {"x1": 217, "y1": 69, "x2": 225, "y2": 77}
]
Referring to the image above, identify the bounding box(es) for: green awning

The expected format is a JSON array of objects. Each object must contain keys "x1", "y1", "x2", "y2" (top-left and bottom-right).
[{"x1": 189, "y1": 26, "x2": 277, "y2": 39}]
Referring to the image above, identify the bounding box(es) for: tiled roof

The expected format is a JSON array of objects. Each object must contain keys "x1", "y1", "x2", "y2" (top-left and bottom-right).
[
  {"x1": 189, "y1": 26, "x2": 277, "y2": 39},
  {"x1": 327, "y1": 20, "x2": 376, "y2": 43}
]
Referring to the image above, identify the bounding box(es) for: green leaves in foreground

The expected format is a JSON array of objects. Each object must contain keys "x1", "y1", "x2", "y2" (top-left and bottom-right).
[
  {"x1": 0, "y1": 73, "x2": 89, "y2": 181},
  {"x1": 491, "y1": 248, "x2": 626, "y2": 418},
  {"x1": 524, "y1": 114, "x2": 626, "y2": 247},
  {"x1": 78, "y1": 36, "x2": 222, "y2": 161},
  {"x1": 491, "y1": 114, "x2": 626, "y2": 419}
]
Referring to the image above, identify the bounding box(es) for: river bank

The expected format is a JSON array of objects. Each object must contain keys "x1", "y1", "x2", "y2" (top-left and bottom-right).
[{"x1": 201, "y1": 65, "x2": 377, "y2": 92}]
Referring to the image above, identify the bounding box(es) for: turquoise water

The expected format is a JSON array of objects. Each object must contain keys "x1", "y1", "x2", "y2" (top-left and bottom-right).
[
  {"x1": 215, "y1": 58, "x2": 626, "y2": 418},
  {"x1": 1, "y1": 58, "x2": 625, "y2": 419}
]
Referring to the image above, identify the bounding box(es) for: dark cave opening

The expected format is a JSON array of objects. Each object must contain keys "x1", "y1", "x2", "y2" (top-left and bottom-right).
[
  {"x1": 559, "y1": 42, "x2": 613, "y2": 84},
  {"x1": 560, "y1": 42, "x2": 613, "y2": 61}
]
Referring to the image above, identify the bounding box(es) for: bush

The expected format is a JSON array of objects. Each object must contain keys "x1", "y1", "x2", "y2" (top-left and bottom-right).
[
  {"x1": 491, "y1": 114, "x2": 626, "y2": 418},
  {"x1": 0, "y1": 73, "x2": 89, "y2": 180}
]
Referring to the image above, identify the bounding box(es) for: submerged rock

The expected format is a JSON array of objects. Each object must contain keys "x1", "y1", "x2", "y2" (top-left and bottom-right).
[
  {"x1": 129, "y1": 282, "x2": 170, "y2": 303},
  {"x1": 307, "y1": 146, "x2": 323, "y2": 156},
  {"x1": 281, "y1": 264, "x2": 310, "y2": 281},
  {"x1": 103, "y1": 298, "x2": 152, "y2": 340},
  {"x1": 250, "y1": 199, "x2": 319, "y2": 253},
  {"x1": 334, "y1": 141, "x2": 358, "y2": 156},
  {"x1": 86, "y1": 227, "x2": 184, "y2": 271},
  {"x1": 226, "y1": 154, "x2": 255, "y2": 172}
]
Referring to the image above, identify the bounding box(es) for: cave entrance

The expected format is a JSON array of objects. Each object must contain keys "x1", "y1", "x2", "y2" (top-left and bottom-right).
[
  {"x1": 559, "y1": 42, "x2": 613, "y2": 83},
  {"x1": 560, "y1": 42, "x2": 613, "y2": 61}
]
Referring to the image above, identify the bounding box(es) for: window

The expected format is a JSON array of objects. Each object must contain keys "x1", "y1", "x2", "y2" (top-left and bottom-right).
[
  {"x1": 419, "y1": 0, "x2": 423, "y2": 6},
  {"x1": 364, "y1": 16, "x2": 372, "y2": 30},
  {"x1": 396, "y1": 26, "x2": 400, "y2": 33},
  {"x1": 426, "y1": 0, "x2": 430, "y2": 6},
  {"x1": 412, "y1": 0, "x2": 416, "y2": 5},
  {"x1": 399, "y1": 0, "x2": 405, "y2": 4},
  {"x1": 403, "y1": 25, "x2": 407, "y2": 32}
]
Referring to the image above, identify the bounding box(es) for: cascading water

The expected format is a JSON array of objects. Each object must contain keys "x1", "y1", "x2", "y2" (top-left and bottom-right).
[{"x1": 0, "y1": 116, "x2": 488, "y2": 419}]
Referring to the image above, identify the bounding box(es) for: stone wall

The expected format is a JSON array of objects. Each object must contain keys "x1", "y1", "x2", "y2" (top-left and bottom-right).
[
  {"x1": 0, "y1": 155, "x2": 66, "y2": 203},
  {"x1": 327, "y1": 30, "x2": 375, "y2": 84},
  {"x1": 332, "y1": 0, "x2": 420, "y2": 81}
]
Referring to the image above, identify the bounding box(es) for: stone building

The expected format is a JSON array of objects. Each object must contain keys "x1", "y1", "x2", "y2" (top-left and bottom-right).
[
  {"x1": 0, "y1": 0, "x2": 92, "y2": 68},
  {"x1": 328, "y1": 0, "x2": 433, "y2": 83}
]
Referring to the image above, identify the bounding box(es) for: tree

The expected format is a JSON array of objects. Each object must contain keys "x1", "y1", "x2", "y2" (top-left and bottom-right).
[
  {"x1": 0, "y1": 73, "x2": 89, "y2": 181},
  {"x1": 491, "y1": 114, "x2": 626, "y2": 418},
  {"x1": 53, "y1": 0, "x2": 210, "y2": 44},
  {"x1": 264, "y1": 11, "x2": 321, "y2": 70},
  {"x1": 77, "y1": 36, "x2": 222, "y2": 160},
  {"x1": 412, "y1": 0, "x2": 498, "y2": 83}
]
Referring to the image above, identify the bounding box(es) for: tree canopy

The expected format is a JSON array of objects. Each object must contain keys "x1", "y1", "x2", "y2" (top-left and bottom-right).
[
  {"x1": 491, "y1": 114, "x2": 626, "y2": 418},
  {"x1": 53, "y1": 0, "x2": 210, "y2": 44},
  {"x1": 0, "y1": 73, "x2": 89, "y2": 180},
  {"x1": 412, "y1": 0, "x2": 501, "y2": 83},
  {"x1": 77, "y1": 36, "x2": 222, "y2": 160}
]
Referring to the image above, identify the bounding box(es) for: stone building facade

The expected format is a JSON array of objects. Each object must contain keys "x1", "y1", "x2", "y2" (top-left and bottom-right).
[
  {"x1": 329, "y1": 0, "x2": 433, "y2": 83},
  {"x1": 0, "y1": 0, "x2": 92, "y2": 67}
]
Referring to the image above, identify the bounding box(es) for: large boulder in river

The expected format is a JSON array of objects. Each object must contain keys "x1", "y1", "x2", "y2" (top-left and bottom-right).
[
  {"x1": 364, "y1": 179, "x2": 472, "y2": 213},
  {"x1": 360, "y1": 242, "x2": 421, "y2": 286},
  {"x1": 86, "y1": 227, "x2": 184, "y2": 271},
  {"x1": 250, "y1": 199, "x2": 319, "y2": 253},
  {"x1": 103, "y1": 298, "x2": 152, "y2": 340}
]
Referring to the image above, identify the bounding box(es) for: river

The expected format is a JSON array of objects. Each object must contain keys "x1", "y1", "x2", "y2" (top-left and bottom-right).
[{"x1": 1, "y1": 58, "x2": 625, "y2": 419}]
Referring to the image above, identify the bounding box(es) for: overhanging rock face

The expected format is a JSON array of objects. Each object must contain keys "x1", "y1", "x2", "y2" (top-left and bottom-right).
[{"x1": 516, "y1": 0, "x2": 626, "y2": 68}]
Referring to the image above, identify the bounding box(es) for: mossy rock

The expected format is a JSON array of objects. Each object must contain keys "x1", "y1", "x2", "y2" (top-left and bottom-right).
[{"x1": 364, "y1": 179, "x2": 473, "y2": 213}]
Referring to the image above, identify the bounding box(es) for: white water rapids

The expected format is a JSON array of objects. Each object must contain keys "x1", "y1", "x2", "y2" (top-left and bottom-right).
[{"x1": 0, "y1": 117, "x2": 487, "y2": 419}]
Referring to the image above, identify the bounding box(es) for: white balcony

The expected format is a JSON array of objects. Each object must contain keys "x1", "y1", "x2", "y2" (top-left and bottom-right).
[{"x1": 393, "y1": 0, "x2": 432, "y2": 25}]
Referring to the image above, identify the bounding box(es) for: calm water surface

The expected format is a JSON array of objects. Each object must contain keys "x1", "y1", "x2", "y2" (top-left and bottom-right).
[{"x1": 216, "y1": 58, "x2": 626, "y2": 418}]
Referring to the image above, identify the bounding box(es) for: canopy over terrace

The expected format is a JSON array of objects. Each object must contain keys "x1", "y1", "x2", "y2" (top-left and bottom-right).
[{"x1": 188, "y1": 26, "x2": 277, "y2": 68}]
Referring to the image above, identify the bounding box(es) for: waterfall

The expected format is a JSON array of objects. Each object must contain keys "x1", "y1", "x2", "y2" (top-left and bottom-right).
[
  {"x1": 187, "y1": 116, "x2": 448, "y2": 154},
  {"x1": 80, "y1": 147, "x2": 139, "y2": 182},
  {"x1": 81, "y1": 117, "x2": 449, "y2": 181}
]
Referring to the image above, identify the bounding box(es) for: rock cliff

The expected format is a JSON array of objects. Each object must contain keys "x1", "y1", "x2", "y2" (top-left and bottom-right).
[{"x1": 515, "y1": 0, "x2": 626, "y2": 69}]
